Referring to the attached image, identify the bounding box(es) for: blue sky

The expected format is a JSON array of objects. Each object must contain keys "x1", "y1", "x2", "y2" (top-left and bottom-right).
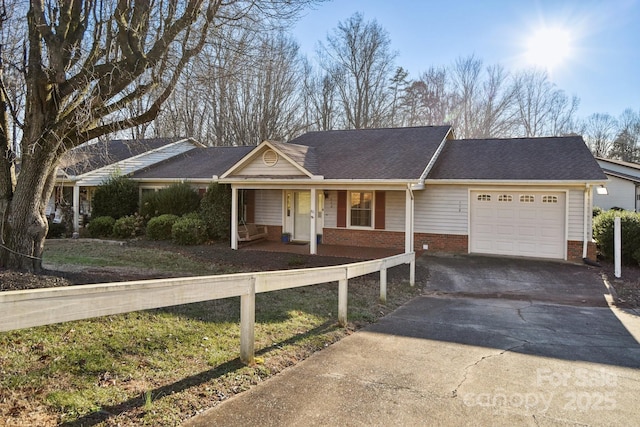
[{"x1": 290, "y1": 0, "x2": 639, "y2": 119}]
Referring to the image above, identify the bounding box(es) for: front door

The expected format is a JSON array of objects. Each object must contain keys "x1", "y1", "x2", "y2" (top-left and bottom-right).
[{"x1": 294, "y1": 191, "x2": 311, "y2": 241}]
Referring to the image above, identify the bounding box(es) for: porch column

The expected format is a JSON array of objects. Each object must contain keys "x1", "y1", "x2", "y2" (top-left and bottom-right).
[
  {"x1": 231, "y1": 186, "x2": 238, "y2": 250},
  {"x1": 404, "y1": 188, "x2": 414, "y2": 253},
  {"x1": 310, "y1": 188, "x2": 317, "y2": 255},
  {"x1": 73, "y1": 185, "x2": 80, "y2": 233}
]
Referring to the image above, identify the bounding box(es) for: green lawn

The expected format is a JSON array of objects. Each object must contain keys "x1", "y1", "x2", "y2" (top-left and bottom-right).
[{"x1": 1, "y1": 240, "x2": 421, "y2": 426}]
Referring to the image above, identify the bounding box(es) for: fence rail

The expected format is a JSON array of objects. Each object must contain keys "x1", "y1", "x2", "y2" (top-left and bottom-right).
[{"x1": 0, "y1": 252, "x2": 415, "y2": 363}]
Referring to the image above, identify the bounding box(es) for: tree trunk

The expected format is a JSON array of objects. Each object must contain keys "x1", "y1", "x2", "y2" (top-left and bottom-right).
[{"x1": 0, "y1": 148, "x2": 57, "y2": 272}]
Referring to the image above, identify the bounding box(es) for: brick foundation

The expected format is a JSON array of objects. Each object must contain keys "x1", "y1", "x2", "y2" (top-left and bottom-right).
[
  {"x1": 265, "y1": 225, "x2": 283, "y2": 242},
  {"x1": 567, "y1": 240, "x2": 597, "y2": 262},
  {"x1": 322, "y1": 229, "x2": 469, "y2": 253},
  {"x1": 322, "y1": 228, "x2": 405, "y2": 249},
  {"x1": 305, "y1": 228, "x2": 590, "y2": 262},
  {"x1": 414, "y1": 233, "x2": 468, "y2": 253}
]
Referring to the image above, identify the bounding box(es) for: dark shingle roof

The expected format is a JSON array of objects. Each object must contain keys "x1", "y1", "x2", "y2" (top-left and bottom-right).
[
  {"x1": 61, "y1": 138, "x2": 183, "y2": 176},
  {"x1": 288, "y1": 126, "x2": 452, "y2": 179},
  {"x1": 428, "y1": 136, "x2": 607, "y2": 181},
  {"x1": 269, "y1": 141, "x2": 319, "y2": 175},
  {"x1": 132, "y1": 146, "x2": 254, "y2": 179}
]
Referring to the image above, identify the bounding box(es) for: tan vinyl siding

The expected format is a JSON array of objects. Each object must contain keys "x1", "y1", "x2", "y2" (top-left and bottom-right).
[
  {"x1": 567, "y1": 189, "x2": 585, "y2": 241},
  {"x1": 233, "y1": 155, "x2": 306, "y2": 177},
  {"x1": 385, "y1": 190, "x2": 405, "y2": 232},
  {"x1": 254, "y1": 190, "x2": 282, "y2": 225},
  {"x1": 415, "y1": 185, "x2": 468, "y2": 235}
]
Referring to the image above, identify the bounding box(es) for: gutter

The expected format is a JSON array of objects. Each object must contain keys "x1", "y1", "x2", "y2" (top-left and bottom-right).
[{"x1": 411, "y1": 133, "x2": 451, "y2": 191}]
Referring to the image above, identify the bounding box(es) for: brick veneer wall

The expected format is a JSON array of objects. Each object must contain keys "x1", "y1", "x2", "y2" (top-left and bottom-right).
[
  {"x1": 414, "y1": 233, "x2": 468, "y2": 253},
  {"x1": 567, "y1": 240, "x2": 597, "y2": 262},
  {"x1": 265, "y1": 225, "x2": 282, "y2": 241},
  {"x1": 323, "y1": 228, "x2": 588, "y2": 262},
  {"x1": 322, "y1": 228, "x2": 468, "y2": 253},
  {"x1": 322, "y1": 228, "x2": 405, "y2": 249}
]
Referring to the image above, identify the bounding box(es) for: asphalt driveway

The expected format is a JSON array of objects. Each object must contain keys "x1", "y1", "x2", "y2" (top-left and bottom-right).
[{"x1": 184, "y1": 255, "x2": 640, "y2": 426}]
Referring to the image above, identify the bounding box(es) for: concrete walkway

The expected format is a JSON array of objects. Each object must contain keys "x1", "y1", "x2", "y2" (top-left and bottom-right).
[{"x1": 183, "y1": 255, "x2": 640, "y2": 426}]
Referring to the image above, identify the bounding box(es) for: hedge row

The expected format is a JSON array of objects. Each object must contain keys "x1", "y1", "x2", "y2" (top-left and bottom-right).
[{"x1": 593, "y1": 209, "x2": 640, "y2": 265}]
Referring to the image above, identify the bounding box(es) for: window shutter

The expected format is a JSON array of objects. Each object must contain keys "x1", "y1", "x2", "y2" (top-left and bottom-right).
[
  {"x1": 374, "y1": 191, "x2": 385, "y2": 229},
  {"x1": 245, "y1": 190, "x2": 255, "y2": 223},
  {"x1": 337, "y1": 191, "x2": 347, "y2": 228}
]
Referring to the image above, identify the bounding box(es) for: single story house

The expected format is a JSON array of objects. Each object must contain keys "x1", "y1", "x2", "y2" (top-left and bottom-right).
[
  {"x1": 58, "y1": 126, "x2": 607, "y2": 262},
  {"x1": 594, "y1": 157, "x2": 640, "y2": 212},
  {"x1": 54, "y1": 137, "x2": 204, "y2": 226}
]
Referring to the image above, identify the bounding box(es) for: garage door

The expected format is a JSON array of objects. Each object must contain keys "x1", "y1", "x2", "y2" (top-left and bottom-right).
[{"x1": 470, "y1": 191, "x2": 565, "y2": 259}]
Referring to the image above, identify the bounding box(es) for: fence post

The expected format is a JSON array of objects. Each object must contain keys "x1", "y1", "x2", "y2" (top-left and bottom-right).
[
  {"x1": 380, "y1": 264, "x2": 387, "y2": 304},
  {"x1": 409, "y1": 255, "x2": 415, "y2": 286},
  {"x1": 240, "y1": 279, "x2": 256, "y2": 364},
  {"x1": 338, "y1": 274, "x2": 348, "y2": 327},
  {"x1": 614, "y1": 216, "x2": 621, "y2": 279}
]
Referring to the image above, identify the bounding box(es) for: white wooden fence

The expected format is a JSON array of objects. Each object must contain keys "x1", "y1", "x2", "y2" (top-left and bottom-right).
[{"x1": 0, "y1": 252, "x2": 415, "y2": 363}]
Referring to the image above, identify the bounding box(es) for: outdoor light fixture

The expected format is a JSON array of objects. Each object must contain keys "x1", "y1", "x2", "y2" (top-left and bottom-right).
[{"x1": 596, "y1": 185, "x2": 608, "y2": 195}]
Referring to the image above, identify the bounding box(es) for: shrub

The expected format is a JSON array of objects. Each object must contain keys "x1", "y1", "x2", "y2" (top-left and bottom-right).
[
  {"x1": 593, "y1": 209, "x2": 640, "y2": 265},
  {"x1": 592, "y1": 206, "x2": 603, "y2": 218},
  {"x1": 171, "y1": 214, "x2": 207, "y2": 245},
  {"x1": 140, "y1": 182, "x2": 200, "y2": 218},
  {"x1": 47, "y1": 221, "x2": 68, "y2": 239},
  {"x1": 140, "y1": 191, "x2": 160, "y2": 218},
  {"x1": 146, "y1": 214, "x2": 179, "y2": 240},
  {"x1": 199, "y1": 183, "x2": 231, "y2": 240},
  {"x1": 92, "y1": 175, "x2": 139, "y2": 219},
  {"x1": 112, "y1": 213, "x2": 146, "y2": 239},
  {"x1": 87, "y1": 216, "x2": 116, "y2": 238}
]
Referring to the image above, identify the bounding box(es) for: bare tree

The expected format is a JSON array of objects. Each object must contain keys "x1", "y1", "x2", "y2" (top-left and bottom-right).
[
  {"x1": 609, "y1": 108, "x2": 640, "y2": 162},
  {"x1": 511, "y1": 69, "x2": 579, "y2": 137},
  {"x1": 317, "y1": 13, "x2": 396, "y2": 129},
  {"x1": 582, "y1": 113, "x2": 618, "y2": 157},
  {"x1": 301, "y1": 60, "x2": 337, "y2": 131},
  {"x1": 449, "y1": 55, "x2": 483, "y2": 138},
  {"x1": 400, "y1": 66, "x2": 451, "y2": 127},
  {"x1": 0, "y1": 0, "x2": 317, "y2": 271}
]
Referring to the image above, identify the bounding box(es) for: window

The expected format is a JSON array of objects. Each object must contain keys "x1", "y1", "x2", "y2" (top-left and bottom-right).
[
  {"x1": 477, "y1": 194, "x2": 491, "y2": 202},
  {"x1": 350, "y1": 191, "x2": 373, "y2": 227},
  {"x1": 498, "y1": 194, "x2": 513, "y2": 202},
  {"x1": 520, "y1": 195, "x2": 535, "y2": 203},
  {"x1": 542, "y1": 195, "x2": 558, "y2": 203}
]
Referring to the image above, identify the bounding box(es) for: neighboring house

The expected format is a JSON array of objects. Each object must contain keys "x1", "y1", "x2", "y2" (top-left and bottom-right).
[
  {"x1": 57, "y1": 127, "x2": 606, "y2": 262},
  {"x1": 594, "y1": 157, "x2": 640, "y2": 212},
  {"x1": 215, "y1": 127, "x2": 605, "y2": 262},
  {"x1": 54, "y1": 137, "x2": 205, "y2": 229}
]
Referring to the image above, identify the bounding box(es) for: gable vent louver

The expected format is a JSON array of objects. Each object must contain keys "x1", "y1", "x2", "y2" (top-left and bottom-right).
[{"x1": 262, "y1": 149, "x2": 278, "y2": 167}]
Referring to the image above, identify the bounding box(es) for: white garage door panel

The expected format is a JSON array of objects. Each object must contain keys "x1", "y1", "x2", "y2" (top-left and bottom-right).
[{"x1": 470, "y1": 191, "x2": 565, "y2": 259}]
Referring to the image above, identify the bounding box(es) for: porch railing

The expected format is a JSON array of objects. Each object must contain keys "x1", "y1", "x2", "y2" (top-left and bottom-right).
[{"x1": 0, "y1": 252, "x2": 415, "y2": 363}]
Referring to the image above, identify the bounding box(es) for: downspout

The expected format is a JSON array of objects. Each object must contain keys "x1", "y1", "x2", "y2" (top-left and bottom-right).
[{"x1": 582, "y1": 184, "x2": 590, "y2": 260}]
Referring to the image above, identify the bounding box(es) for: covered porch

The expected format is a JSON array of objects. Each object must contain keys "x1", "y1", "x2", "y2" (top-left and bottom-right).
[{"x1": 237, "y1": 239, "x2": 403, "y2": 260}]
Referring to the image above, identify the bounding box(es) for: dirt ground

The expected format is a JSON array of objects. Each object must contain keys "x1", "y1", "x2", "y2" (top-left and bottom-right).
[
  {"x1": 1, "y1": 240, "x2": 638, "y2": 310},
  {"x1": 0, "y1": 240, "x2": 387, "y2": 290}
]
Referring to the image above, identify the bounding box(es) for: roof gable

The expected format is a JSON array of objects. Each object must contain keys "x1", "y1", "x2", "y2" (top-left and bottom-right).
[
  {"x1": 596, "y1": 158, "x2": 640, "y2": 182},
  {"x1": 221, "y1": 141, "x2": 318, "y2": 179},
  {"x1": 428, "y1": 136, "x2": 607, "y2": 182},
  {"x1": 60, "y1": 138, "x2": 204, "y2": 185}
]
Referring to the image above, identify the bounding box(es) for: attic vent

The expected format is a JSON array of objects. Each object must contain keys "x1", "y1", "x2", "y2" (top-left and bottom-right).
[{"x1": 262, "y1": 149, "x2": 278, "y2": 167}]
